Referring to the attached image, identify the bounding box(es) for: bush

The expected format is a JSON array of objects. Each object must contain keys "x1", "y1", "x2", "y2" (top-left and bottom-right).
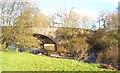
[
  {"x1": 56, "y1": 28, "x2": 90, "y2": 60},
  {"x1": 87, "y1": 29, "x2": 118, "y2": 66}
]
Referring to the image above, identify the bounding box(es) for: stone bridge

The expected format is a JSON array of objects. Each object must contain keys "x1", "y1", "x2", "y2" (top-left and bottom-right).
[
  {"x1": 30, "y1": 27, "x2": 58, "y2": 43},
  {"x1": 2, "y1": 26, "x2": 91, "y2": 51},
  {"x1": 28, "y1": 27, "x2": 59, "y2": 51},
  {"x1": 29, "y1": 27, "x2": 91, "y2": 51}
]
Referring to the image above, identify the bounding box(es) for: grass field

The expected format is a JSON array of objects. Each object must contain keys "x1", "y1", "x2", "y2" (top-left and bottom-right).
[{"x1": 1, "y1": 51, "x2": 112, "y2": 71}]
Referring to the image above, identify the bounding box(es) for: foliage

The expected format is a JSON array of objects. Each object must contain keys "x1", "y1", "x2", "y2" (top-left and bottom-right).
[
  {"x1": 56, "y1": 28, "x2": 90, "y2": 60},
  {"x1": 87, "y1": 28, "x2": 118, "y2": 66},
  {"x1": 1, "y1": 3, "x2": 44, "y2": 49},
  {"x1": 86, "y1": 10, "x2": 119, "y2": 65},
  {"x1": 1, "y1": 51, "x2": 110, "y2": 71},
  {"x1": 87, "y1": 29, "x2": 110, "y2": 52},
  {"x1": 14, "y1": 34, "x2": 41, "y2": 48},
  {"x1": 34, "y1": 12, "x2": 50, "y2": 27}
]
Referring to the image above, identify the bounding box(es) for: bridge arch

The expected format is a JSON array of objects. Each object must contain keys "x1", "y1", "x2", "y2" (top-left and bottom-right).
[{"x1": 33, "y1": 33, "x2": 57, "y2": 51}]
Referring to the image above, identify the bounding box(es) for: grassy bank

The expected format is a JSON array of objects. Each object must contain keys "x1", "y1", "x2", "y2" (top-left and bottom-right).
[{"x1": 1, "y1": 51, "x2": 110, "y2": 71}]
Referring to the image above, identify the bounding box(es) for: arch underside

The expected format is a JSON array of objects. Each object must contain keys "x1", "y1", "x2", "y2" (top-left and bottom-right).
[
  {"x1": 33, "y1": 34, "x2": 57, "y2": 51},
  {"x1": 33, "y1": 34, "x2": 55, "y2": 44}
]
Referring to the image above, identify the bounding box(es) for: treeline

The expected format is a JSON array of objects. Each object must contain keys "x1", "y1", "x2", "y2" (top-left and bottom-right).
[{"x1": 0, "y1": 2, "x2": 119, "y2": 67}]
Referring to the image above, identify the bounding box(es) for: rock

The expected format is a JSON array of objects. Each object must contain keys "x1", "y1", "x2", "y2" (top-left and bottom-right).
[{"x1": 38, "y1": 53, "x2": 43, "y2": 56}]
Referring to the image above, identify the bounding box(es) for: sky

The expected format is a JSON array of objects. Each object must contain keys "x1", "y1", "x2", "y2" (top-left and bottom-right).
[
  {"x1": 1, "y1": 0, "x2": 119, "y2": 19},
  {"x1": 35, "y1": 0, "x2": 119, "y2": 20}
]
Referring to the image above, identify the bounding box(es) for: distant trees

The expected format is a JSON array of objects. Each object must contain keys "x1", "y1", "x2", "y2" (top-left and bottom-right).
[
  {"x1": 97, "y1": 11, "x2": 118, "y2": 30},
  {"x1": 49, "y1": 8, "x2": 81, "y2": 28},
  {"x1": 97, "y1": 11, "x2": 108, "y2": 28}
]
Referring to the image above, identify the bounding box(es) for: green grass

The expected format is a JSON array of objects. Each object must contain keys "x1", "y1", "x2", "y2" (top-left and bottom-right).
[{"x1": 1, "y1": 51, "x2": 112, "y2": 71}]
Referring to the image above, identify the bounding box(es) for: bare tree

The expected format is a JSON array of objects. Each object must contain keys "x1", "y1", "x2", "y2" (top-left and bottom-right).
[
  {"x1": 97, "y1": 11, "x2": 108, "y2": 28},
  {"x1": 0, "y1": 2, "x2": 30, "y2": 26},
  {"x1": 50, "y1": 7, "x2": 81, "y2": 28}
]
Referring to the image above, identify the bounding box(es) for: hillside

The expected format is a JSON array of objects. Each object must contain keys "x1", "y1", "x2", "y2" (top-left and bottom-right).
[{"x1": 1, "y1": 51, "x2": 111, "y2": 71}]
